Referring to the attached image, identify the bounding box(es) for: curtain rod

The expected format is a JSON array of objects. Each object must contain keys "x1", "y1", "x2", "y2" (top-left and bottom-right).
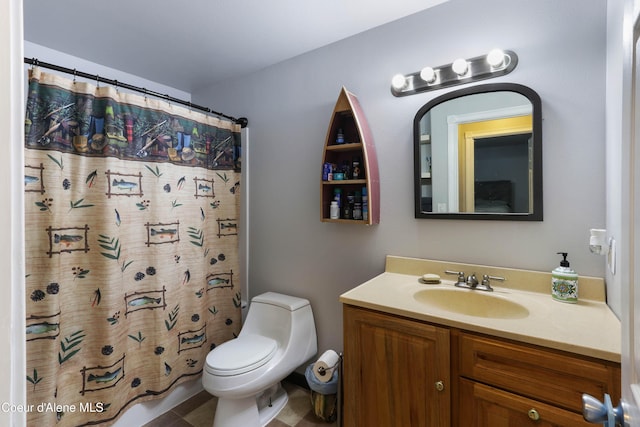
[{"x1": 24, "y1": 57, "x2": 248, "y2": 128}]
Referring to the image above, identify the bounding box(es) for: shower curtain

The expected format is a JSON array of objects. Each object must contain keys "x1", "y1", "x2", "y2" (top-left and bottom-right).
[{"x1": 24, "y1": 68, "x2": 242, "y2": 426}]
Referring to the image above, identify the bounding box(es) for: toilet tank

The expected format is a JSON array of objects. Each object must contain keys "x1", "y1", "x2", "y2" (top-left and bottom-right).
[
  {"x1": 252, "y1": 292, "x2": 311, "y2": 311},
  {"x1": 241, "y1": 292, "x2": 316, "y2": 353}
]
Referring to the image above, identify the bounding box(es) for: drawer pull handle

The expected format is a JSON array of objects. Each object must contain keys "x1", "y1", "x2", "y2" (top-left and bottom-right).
[
  {"x1": 527, "y1": 408, "x2": 540, "y2": 421},
  {"x1": 435, "y1": 381, "x2": 445, "y2": 392}
]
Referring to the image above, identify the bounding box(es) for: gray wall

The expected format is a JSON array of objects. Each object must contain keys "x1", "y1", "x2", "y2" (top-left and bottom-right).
[
  {"x1": 195, "y1": 0, "x2": 608, "y2": 358},
  {"x1": 24, "y1": 42, "x2": 191, "y2": 101}
]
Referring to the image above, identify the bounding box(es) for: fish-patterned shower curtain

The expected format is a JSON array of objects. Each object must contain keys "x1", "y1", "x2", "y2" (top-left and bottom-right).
[{"x1": 24, "y1": 68, "x2": 242, "y2": 426}]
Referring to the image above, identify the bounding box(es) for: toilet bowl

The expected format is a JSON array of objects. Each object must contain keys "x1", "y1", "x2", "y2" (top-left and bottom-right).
[{"x1": 202, "y1": 292, "x2": 317, "y2": 427}]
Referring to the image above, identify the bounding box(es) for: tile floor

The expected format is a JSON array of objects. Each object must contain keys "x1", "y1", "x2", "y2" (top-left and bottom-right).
[{"x1": 143, "y1": 381, "x2": 337, "y2": 427}]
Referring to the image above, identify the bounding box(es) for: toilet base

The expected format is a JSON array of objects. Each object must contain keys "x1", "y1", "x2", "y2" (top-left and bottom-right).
[
  {"x1": 258, "y1": 383, "x2": 288, "y2": 426},
  {"x1": 212, "y1": 383, "x2": 288, "y2": 427}
]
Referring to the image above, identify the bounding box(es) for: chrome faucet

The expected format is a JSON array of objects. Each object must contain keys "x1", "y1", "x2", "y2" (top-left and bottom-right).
[
  {"x1": 445, "y1": 270, "x2": 477, "y2": 289},
  {"x1": 444, "y1": 271, "x2": 504, "y2": 292},
  {"x1": 466, "y1": 273, "x2": 479, "y2": 288}
]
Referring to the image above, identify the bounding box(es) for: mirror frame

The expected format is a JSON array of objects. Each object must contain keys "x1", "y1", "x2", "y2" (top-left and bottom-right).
[{"x1": 414, "y1": 83, "x2": 542, "y2": 221}]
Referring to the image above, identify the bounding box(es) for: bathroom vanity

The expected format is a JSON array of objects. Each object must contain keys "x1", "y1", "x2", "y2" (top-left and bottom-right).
[{"x1": 340, "y1": 256, "x2": 621, "y2": 427}]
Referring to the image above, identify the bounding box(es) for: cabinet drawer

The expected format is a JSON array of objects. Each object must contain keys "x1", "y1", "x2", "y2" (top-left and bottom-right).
[
  {"x1": 458, "y1": 332, "x2": 620, "y2": 413},
  {"x1": 459, "y1": 378, "x2": 593, "y2": 426}
]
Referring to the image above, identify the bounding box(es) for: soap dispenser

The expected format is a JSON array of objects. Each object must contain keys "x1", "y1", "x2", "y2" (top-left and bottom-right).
[{"x1": 551, "y1": 252, "x2": 578, "y2": 303}]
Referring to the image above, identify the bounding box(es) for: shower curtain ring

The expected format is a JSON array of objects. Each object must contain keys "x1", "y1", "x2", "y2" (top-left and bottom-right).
[
  {"x1": 96, "y1": 74, "x2": 100, "y2": 88},
  {"x1": 114, "y1": 80, "x2": 119, "y2": 93},
  {"x1": 73, "y1": 69, "x2": 77, "y2": 84}
]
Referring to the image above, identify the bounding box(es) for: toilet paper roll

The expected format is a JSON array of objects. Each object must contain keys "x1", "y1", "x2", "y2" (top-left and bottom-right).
[{"x1": 312, "y1": 349, "x2": 340, "y2": 383}]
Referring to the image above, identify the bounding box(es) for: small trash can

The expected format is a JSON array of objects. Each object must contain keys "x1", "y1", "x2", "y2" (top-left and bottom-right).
[{"x1": 305, "y1": 363, "x2": 339, "y2": 422}]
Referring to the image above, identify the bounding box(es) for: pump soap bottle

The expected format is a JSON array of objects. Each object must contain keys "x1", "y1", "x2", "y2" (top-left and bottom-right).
[{"x1": 551, "y1": 252, "x2": 578, "y2": 303}]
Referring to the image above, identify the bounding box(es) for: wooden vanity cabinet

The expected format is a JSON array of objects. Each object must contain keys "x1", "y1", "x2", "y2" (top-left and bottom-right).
[
  {"x1": 343, "y1": 305, "x2": 451, "y2": 427},
  {"x1": 342, "y1": 305, "x2": 621, "y2": 427}
]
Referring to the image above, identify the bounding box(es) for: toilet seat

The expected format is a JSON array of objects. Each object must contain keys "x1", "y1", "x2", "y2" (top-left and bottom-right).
[{"x1": 205, "y1": 334, "x2": 277, "y2": 376}]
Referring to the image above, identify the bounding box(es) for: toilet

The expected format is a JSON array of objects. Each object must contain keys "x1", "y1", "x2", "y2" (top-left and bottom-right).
[{"x1": 202, "y1": 292, "x2": 317, "y2": 427}]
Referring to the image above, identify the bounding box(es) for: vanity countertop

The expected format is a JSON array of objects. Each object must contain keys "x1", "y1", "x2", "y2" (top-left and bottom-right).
[{"x1": 339, "y1": 256, "x2": 621, "y2": 362}]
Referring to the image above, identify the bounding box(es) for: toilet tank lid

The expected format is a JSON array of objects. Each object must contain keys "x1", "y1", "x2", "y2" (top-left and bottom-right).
[{"x1": 251, "y1": 292, "x2": 310, "y2": 311}]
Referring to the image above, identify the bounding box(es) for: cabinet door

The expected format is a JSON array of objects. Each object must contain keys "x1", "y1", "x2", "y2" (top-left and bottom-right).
[
  {"x1": 459, "y1": 378, "x2": 594, "y2": 427},
  {"x1": 343, "y1": 306, "x2": 450, "y2": 427}
]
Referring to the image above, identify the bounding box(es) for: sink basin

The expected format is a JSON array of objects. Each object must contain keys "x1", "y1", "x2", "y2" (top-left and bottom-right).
[{"x1": 413, "y1": 288, "x2": 529, "y2": 319}]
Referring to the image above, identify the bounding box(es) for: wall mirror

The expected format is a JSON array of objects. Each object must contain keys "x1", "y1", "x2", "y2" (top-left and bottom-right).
[{"x1": 414, "y1": 83, "x2": 542, "y2": 220}]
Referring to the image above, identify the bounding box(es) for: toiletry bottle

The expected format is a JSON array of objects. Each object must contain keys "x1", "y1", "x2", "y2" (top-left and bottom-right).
[
  {"x1": 322, "y1": 162, "x2": 331, "y2": 181},
  {"x1": 551, "y1": 252, "x2": 578, "y2": 303},
  {"x1": 336, "y1": 128, "x2": 345, "y2": 145},
  {"x1": 341, "y1": 160, "x2": 351, "y2": 179},
  {"x1": 353, "y1": 191, "x2": 362, "y2": 220},
  {"x1": 333, "y1": 188, "x2": 342, "y2": 210},
  {"x1": 343, "y1": 191, "x2": 354, "y2": 219},
  {"x1": 329, "y1": 201, "x2": 339, "y2": 219},
  {"x1": 362, "y1": 187, "x2": 368, "y2": 221},
  {"x1": 352, "y1": 156, "x2": 361, "y2": 179}
]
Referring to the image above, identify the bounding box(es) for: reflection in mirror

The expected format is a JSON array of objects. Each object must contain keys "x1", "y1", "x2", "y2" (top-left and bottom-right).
[{"x1": 414, "y1": 83, "x2": 542, "y2": 220}]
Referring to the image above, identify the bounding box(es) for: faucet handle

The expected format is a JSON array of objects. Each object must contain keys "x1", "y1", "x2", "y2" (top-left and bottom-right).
[
  {"x1": 445, "y1": 270, "x2": 469, "y2": 288},
  {"x1": 484, "y1": 274, "x2": 505, "y2": 283},
  {"x1": 444, "y1": 270, "x2": 465, "y2": 284},
  {"x1": 477, "y1": 274, "x2": 505, "y2": 291}
]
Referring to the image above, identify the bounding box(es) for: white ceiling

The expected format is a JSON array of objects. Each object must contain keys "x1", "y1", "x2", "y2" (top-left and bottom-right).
[{"x1": 24, "y1": 0, "x2": 448, "y2": 93}]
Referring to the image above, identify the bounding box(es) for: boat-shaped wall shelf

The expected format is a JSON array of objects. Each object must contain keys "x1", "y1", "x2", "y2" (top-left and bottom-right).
[{"x1": 320, "y1": 87, "x2": 380, "y2": 225}]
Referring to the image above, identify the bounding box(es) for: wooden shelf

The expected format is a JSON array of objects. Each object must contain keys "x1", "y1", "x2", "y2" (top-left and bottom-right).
[
  {"x1": 322, "y1": 179, "x2": 367, "y2": 185},
  {"x1": 321, "y1": 218, "x2": 368, "y2": 224},
  {"x1": 325, "y1": 142, "x2": 363, "y2": 152},
  {"x1": 320, "y1": 87, "x2": 379, "y2": 224}
]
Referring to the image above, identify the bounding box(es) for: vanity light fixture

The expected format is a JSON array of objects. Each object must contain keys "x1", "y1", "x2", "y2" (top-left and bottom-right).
[
  {"x1": 391, "y1": 73, "x2": 408, "y2": 90},
  {"x1": 391, "y1": 49, "x2": 518, "y2": 97},
  {"x1": 451, "y1": 58, "x2": 469, "y2": 77},
  {"x1": 487, "y1": 48, "x2": 506, "y2": 68},
  {"x1": 419, "y1": 66, "x2": 437, "y2": 84}
]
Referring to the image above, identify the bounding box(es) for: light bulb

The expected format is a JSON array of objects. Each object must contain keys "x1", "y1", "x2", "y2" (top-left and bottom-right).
[
  {"x1": 391, "y1": 74, "x2": 407, "y2": 90},
  {"x1": 419, "y1": 67, "x2": 436, "y2": 84},
  {"x1": 487, "y1": 49, "x2": 505, "y2": 67},
  {"x1": 452, "y1": 58, "x2": 468, "y2": 76}
]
